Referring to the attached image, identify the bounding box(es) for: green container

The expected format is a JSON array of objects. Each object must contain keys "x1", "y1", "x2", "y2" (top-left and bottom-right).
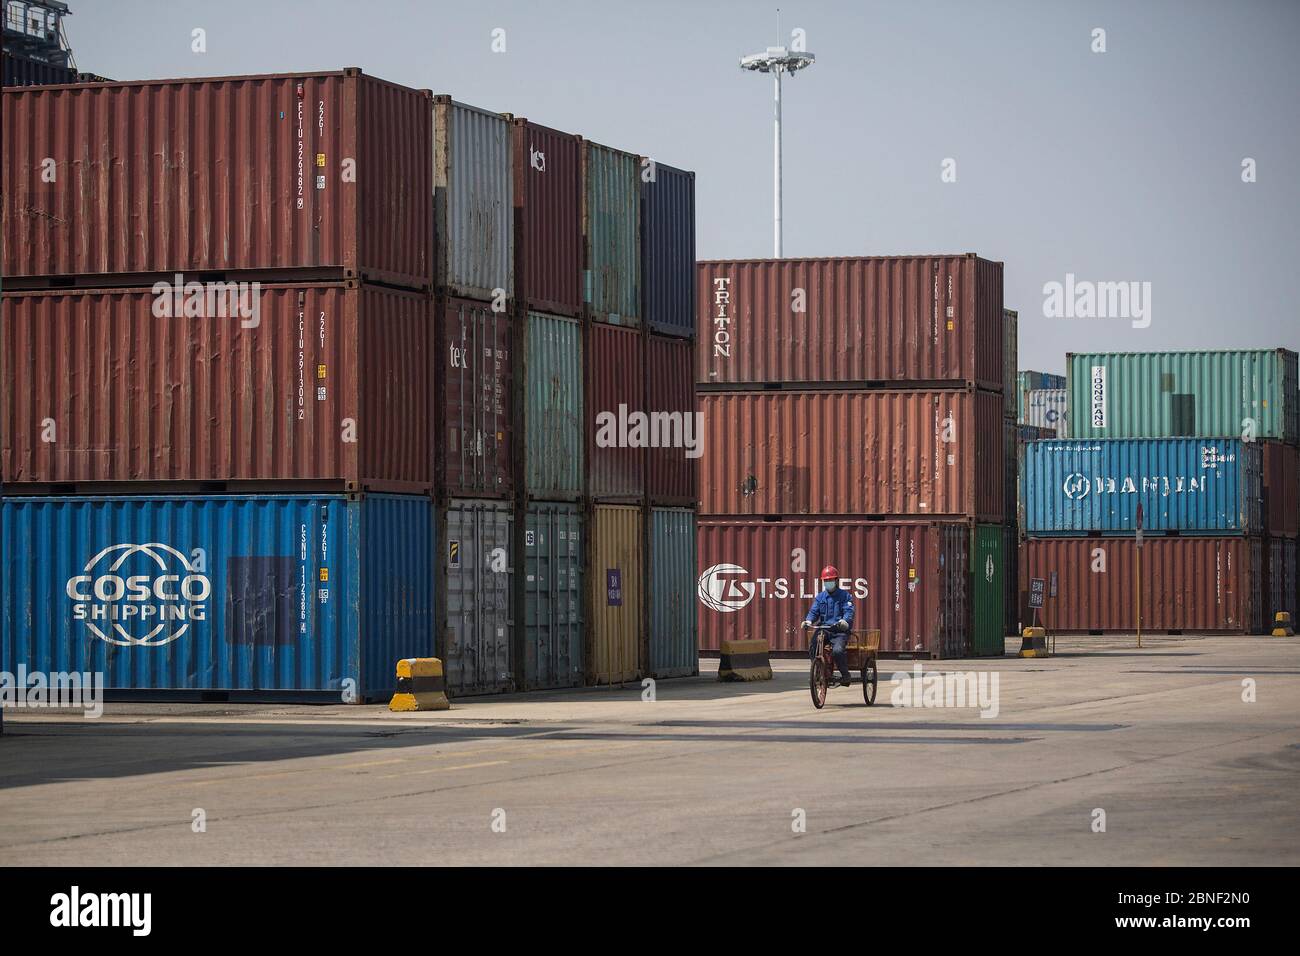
[
  {"x1": 1067, "y1": 349, "x2": 1299, "y2": 442},
  {"x1": 520, "y1": 502, "x2": 584, "y2": 690},
  {"x1": 583, "y1": 142, "x2": 641, "y2": 324},
  {"x1": 971, "y1": 524, "x2": 1006, "y2": 657},
  {"x1": 524, "y1": 311, "x2": 584, "y2": 498},
  {"x1": 649, "y1": 507, "x2": 697, "y2": 678}
]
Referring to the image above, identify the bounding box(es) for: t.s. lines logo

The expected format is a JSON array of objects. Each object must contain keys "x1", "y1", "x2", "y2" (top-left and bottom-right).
[
  {"x1": 697, "y1": 564, "x2": 755, "y2": 612},
  {"x1": 66, "y1": 543, "x2": 211, "y2": 647}
]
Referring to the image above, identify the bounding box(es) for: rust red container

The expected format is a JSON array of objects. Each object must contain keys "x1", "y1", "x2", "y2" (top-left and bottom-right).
[
  {"x1": 587, "y1": 323, "x2": 645, "y2": 499},
  {"x1": 2, "y1": 69, "x2": 433, "y2": 289},
  {"x1": 696, "y1": 255, "x2": 1004, "y2": 389},
  {"x1": 512, "y1": 119, "x2": 582, "y2": 317},
  {"x1": 699, "y1": 388, "x2": 1003, "y2": 520},
  {"x1": 1261, "y1": 441, "x2": 1299, "y2": 536},
  {"x1": 1020, "y1": 537, "x2": 1263, "y2": 634},
  {"x1": 436, "y1": 297, "x2": 514, "y2": 498},
  {"x1": 1, "y1": 282, "x2": 432, "y2": 490},
  {"x1": 698, "y1": 519, "x2": 971, "y2": 658},
  {"x1": 647, "y1": 334, "x2": 699, "y2": 504}
]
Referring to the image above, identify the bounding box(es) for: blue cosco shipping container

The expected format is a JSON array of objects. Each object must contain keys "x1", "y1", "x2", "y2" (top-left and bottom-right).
[
  {"x1": 642, "y1": 163, "x2": 695, "y2": 339},
  {"x1": 1022, "y1": 439, "x2": 1262, "y2": 535},
  {"x1": 0, "y1": 494, "x2": 433, "y2": 701}
]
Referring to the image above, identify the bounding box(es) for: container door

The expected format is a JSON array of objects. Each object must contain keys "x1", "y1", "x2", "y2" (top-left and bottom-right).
[
  {"x1": 523, "y1": 504, "x2": 584, "y2": 689},
  {"x1": 649, "y1": 508, "x2": 697, "y2": 678},
  {"x1": 970, "y1": 525, "x2": 1005, "y2": 656},
  {"x1": 444, "y1": 502, "x2": 514, "y2": 695}
]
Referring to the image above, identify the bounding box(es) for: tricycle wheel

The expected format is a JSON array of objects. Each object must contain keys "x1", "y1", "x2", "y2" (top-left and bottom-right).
[
  {"x1": 810, "y1": 637, "x2": 828, "y2": 710},
  {"x1": 862, "y1": 657, "x2": 878, "y2": 706}
]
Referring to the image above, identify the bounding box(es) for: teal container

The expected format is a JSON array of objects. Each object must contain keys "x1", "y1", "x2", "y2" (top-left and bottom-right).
[
  {"x1": 583, "y1": 142, "x2": 641, "y2": 324},
  {"x1": 970, "y1": 524, "x2": 1006, "y2": 657},
  {"x1": 648, "y1": 507, "x2": 697, "y2": 678},
  {"x1": 1067, "y1": 349, "x2": 1299, "y2": 442},
  {"x1": 521, "y1": 502, "x2": 584, "y2": 690},
  {"x1": 524, "y1": 311, "x2": 584, "y2": 498}
]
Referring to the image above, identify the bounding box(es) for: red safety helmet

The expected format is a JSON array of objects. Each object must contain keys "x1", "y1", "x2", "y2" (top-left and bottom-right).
[{"x1": 820, "y1": 565, "x2": 840, "y2": 580}]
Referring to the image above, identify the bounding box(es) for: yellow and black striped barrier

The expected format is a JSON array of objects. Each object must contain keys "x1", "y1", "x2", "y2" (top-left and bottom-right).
[
  {"x1": 389, "y1": 658, "x2": 451, "y2": 711},
  {"x1": 717, "y1": 639, "x2": 773, "y2": 682},
  {"x1": 1271, "y1": 612, "x2": 1295, "y2": 637},
  {"x1": 1019, "y1": 627, "x2": 1049, "y2": 658}
]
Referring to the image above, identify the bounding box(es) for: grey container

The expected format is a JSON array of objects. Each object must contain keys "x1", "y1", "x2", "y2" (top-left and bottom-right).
[
  {"x1": 649, "y1": 507, "x2": 698, "y2": 678},
  {"x1": 441, "y1": 498, "x2": 514, "y2": 695},
  {"x1": 520, "y1": 502, "x2": 585, "y2": 689}
]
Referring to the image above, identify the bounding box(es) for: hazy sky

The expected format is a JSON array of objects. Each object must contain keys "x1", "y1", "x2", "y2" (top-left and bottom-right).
[{"x1": 66, "y1": 0, "x2": 1299, "y2": 373}]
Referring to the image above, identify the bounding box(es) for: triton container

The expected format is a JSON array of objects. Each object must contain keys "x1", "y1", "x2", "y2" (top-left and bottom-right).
[
  {"x1": 646, "y1": 334, "x2": 699, "y2": 505},
  {"x1": 520, "y1": 502, "x2": 584, "y2": 690},
  {"x1": 436, "y1": 297, "x2": 513, "y2": 498},
  {"x1": 648, "y1": 507, "x2": 698, "y2": 678},
  {"x1": 2, "y1": 70, "x2": 433, "y2": 289},
  {"x1": 695, "y1": 255, "x2": 1004, "y2": 390},
  {"x1": 2, "y1": 283, "x2": 431, "y2": 491},
  {"x1": 440, "y1": 499, "x2": 514, "y2": 696},
  {"x1": 0, "y1": 493, "x2": 434, "y2": 701},
  {"x1": 521, "y1": 311, "x2": 584, "y2": 500},
  {"x1": 511, "y1": 119, "x2": 582, "y2": 317},
  {"x1": 641, "y1": 162, "x2": 695, "y2": 339},
  {"x1": 698, "y1": 520, "x2": 970, "y2": 658},
  {"x1": 587, "y1": 323, "x2": 646, "y2": 500},
  {"x1": 589, "y1": 504, "x2": 643, "y2": 683},
  {"x1": 1066, "y1": 349, "x2": 1299, "y2": 443},
  {"x1": 582, "y1": 141, "x2": 641, "y2": 325},
  {"x1": 1022, "y1": 439, "x2": 1262, "y2": 536},
  {"x1": 699, "y1": 389, "x2": 1004, "y2": 521}
]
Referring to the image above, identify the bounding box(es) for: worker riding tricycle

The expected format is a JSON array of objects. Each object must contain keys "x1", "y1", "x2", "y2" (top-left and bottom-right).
[{"x1": 801, "y1": 564, "x2": 879, "y2": 710}]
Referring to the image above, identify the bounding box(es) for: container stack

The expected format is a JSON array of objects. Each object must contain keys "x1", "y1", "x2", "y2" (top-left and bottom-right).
[
  {"x1": 695, "y1": 255, "x2": 1007, "y2": 659},
  {"x1": 1019, "y1": 349, "x2": 1299, "y2": 633},
  {"x1": 1001, "y1": 310, "x2": 1020, "y2": 640},
  {"x1": 1, "y1": 71, "x2": 438, "y2": 701}
]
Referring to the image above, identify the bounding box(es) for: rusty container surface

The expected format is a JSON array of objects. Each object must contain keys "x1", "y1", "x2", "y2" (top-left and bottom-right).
[
  {"x1": 436, "y1": 297, "x2": 513, "y2": 498},
  {"x1": 1021, "y1": 537, "x2": 1263, "y2": 634},
  {"x1": 699, "y1": 389, "x2": 1003, "y2": 521},
  {"x1": 589, "y1": 504, "x2": 644, "y2": 683},
  {"x1": 1262, "y1": 441, "x2": 1300, "y2": 537},
  {"x1": 646, "y1": 334, "x2": 699, "y2": 504},
  {"x1": 1, "y1": 283, "x2": 431, "y2": 490},
  {"x1": 697, "y1": 520, "x2": 970, "y2": 658},
  {"x1": 696, "y1": 255, "x2": 1003, "y2": 389},
  {"x1": 587, "y1": 323, "x2": 645, "y2": 499},
  {"x1": 3, "y1": 70, "x2": 433, "y2": 289},
  {"x1": 511, "y1": 119, "x2": 582, "y2": 317}
]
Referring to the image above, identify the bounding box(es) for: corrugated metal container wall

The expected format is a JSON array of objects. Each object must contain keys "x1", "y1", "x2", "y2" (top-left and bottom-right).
[
  {"x1": 1023, "y1": 389, "x2": 1068, "y2": 434},
  {"x1": 521, "y1": 502, "x2": 584, "y2": 689},
  {"x1": 1261, "y1": 441, "x2": 1300, "y2": 536},
  {"x1": 588, "y1": 323, "x2": 646, "y2": 499},
  {"x1": 2, "y1": 71, "x2": 433, "y2": 289},
  {"x1": 523, "y1": 311, "x2": 584, "y2": 498},
  {"x1": 649, "y1": 507, "x2": 697, "y2": 677},
  {"x1": 695, "y1": 255, "x2": 1004, "y2": 389},
  {"x1": 971, "y1": 525, "x2": 1006, "y2": 656},
  {"x1": 1001, "y1": 308, "x2": 1018, "y2": 420},
  {"x1": 1, "y1": 283, "x2": 431, "y2": 490},
  {"x1": 511, "y1": 119, "x2": 582, "y2": 316},
  {"x1": 2, "y1": 52, "x2": 76, "y2": 87},
  {"x1": 642, "y1": 163, "x2": 695, "y2": 338},
  {"x1": 646, "y1": 334, "x2": 699, "y2": 503},
  {"x1": 1022, "y1": 536, "x2": 1262, "y2": 633},
  {"x1": 583, "y1": 142, "x2": 641, "y2": 324},
  {"x1": 442, "y1": 499, "x2": 513, "y2": 696},
  {"x1": 1023, "y1": 439, "x2": 1261, "y2": 535},
  {"x1": 1003, "y1": 524, "x2": 1020, "y2": 636},
  {"x1": 433, "y1": 98, "x2": 513, "y2": 301},
  {"x1": 1003, "y1": 418, "x2": 1018, "y2": 529},
  {"x1": 0, "y1": 494, "x2": 433, "y2": 700},
  {"x1": 437, "y1": 297, "x2": 513, "y2": 498},
  {"x1": 1264, "y1": 537, "x2": 1297, "y2": 624},
  {"x1": 1017, "y1": 370, "x2": 1065, "y2": 422},
  {"x1": 697, "y1": 520, "x2": 970, "y2": 658},
  {"x1": 589, "y1": 504, "x2": 643, "y2": 683},
  {"x1": 1066, "y1": 349, "x2": 1299, "y2": 443},
  {"x1": 699, "y1": 389, "x2": 1004, "y2": 521}
]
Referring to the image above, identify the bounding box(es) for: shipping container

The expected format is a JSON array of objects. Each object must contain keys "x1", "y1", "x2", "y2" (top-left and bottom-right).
[
  {"x1": 1003, "y1": 524, "x2": 1020, "y2": 636},
  {"x1": 698, "y1": 520, "x2": 970, "y2": 658},
  {"x1": 649, "y1": 507, "x2": 697, "y2": 677},
  {"x1": 1021, "y1": 536, "x2": 1263, "y2": 633},
  {"x1": 642, "y1": 162, "x2": 695, "y2": 339},
  {"x1": 3, "y1": 70, "x2": 433, "y2": 289},
  {"x1": 589, "y1": 504, "x2": 643, "y2": 683},
  {"x1": 2, "y1": 51, "x2": 75, "y2": 87},
  {"x1": 1066, "y1": 349, "x2": 1299, "y2": 443},
  {"x1": 1261, "y1": 441, "x2": 1300, "y2": 536},
  {"x1": 583, "y1": 141, "x2": 641, "y2": 325},
  {"x1": 441, "y1": 499, "x2": 513, "y2": 696},
  {"x1": 646, "y1": 334, "x2": 699, "y2": 504},
  {"x1": 511, "y1": 119, "x2": 582, "y2": 316},
  {"x1": 970, "y1": 524, "x2": 1006, "y2": 656},
  {"x1": 1003, "y1": 418, "x2": 1018, "y2": 530},
  {"x1": 1002, "y1": 308, "x2": 1018, "y2": 421},
  {"x1": 696, "y1": 255, "x2": 1004, "y2": 389},
  {"x1": 522, "y1": 311, "x2": 584, "y2": 499},
  {"x1": 520, "y1": 502, "x2": 584, "y2": 690},
  {"x1": 433, "y1": 97, "x2": 513, "y2": 301},
  {"x1": 1017, "y1": 370, "x2": 1065, "y2": 423},
  {"x1": 1023, "y1": 388, "x2": 1068, "y2": 434},
  {"x1": 437, "y1": 296, "x2": 513, "y2": 498},
  {"x1": 0, "y1": 493, "x2": 433, "y2": 700},
  {"x1": 1, "y1": 283, "x2": 431, "y2": 491},
  {"x1": 1023, "y1": 438, "x2": 1261, "y2": 536},
  {"x1": 1264, "y1": 536, "x2": 1298, "y2": 626},
  {"x1": 587, "y1": 323, "x2": 646, "y2": 499},
  {"x1": 699, "y1": 389, "x2": 1004, "y2": 521}
]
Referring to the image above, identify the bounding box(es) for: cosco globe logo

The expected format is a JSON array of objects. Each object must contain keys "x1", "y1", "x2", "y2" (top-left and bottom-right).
[
  {"x1": 697, "y1": 564, "x2": 755, "y2": 612},
  {"x1": 65, "y1": 543, "x2": 211, "y2": 647}
]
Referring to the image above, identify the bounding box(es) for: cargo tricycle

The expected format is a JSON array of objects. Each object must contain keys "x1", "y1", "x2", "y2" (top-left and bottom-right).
[{"x1": 808, "y1": 623, "x2": 880, "y2": 709}]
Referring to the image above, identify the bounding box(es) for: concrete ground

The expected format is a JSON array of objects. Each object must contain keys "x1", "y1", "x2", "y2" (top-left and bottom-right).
[{"x1": 2, "y1": 634, "x2": 1297, "y2": 866}]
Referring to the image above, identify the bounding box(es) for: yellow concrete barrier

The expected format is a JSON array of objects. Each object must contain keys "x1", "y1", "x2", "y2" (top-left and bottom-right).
[
  {"x1": 389, "y1": 658, "x2": 451, "y2": 711},
  {"x1": 1271, "y1": 611, "x2": 1295, "y2": 637},
  {"x1": 717, "y1": 639, "x2": 773, "y2": 682},
  {"x1": 1019, "y1": 626, "x2": 1049, "y2": 659}
]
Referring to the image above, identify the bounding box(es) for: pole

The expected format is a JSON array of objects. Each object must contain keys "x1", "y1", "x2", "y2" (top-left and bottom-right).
[{"x1": 773, "y1": 66, "x2": 783, "y2": 258}]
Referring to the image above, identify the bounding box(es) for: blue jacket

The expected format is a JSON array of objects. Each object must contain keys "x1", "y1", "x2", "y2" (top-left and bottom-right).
[{"x1": 805, "y1": 587, "x2": 855, "y2": 628}]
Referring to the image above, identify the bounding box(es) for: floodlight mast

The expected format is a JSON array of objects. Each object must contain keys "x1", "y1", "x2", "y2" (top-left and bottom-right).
[{"x1": 739, "y1": 39, "x2": 814, "y2": 257}]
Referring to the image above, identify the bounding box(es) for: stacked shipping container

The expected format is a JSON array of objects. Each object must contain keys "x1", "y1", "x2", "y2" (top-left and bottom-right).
[{"x1": 696, "y1": 255, "x2": 1006, "y2": 659}]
